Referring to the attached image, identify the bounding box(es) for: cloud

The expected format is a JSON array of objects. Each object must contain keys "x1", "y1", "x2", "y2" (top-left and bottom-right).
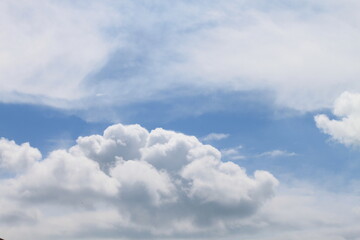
[
  {"x1": 1, "y1": 124, "x2": 359, "y2": 240},
  {"x1": 221, "y1": 147, "x2": 296, "y2": 160},
  {"x1": 315, "y1": 92, "x2": 360, "y2": 147},
  {"x1": 169, "y1": 0, "x2": 360, "y2": 112},
  {"x1": 257, "y1": 150, "x2": 297, "y2": 158},
  {"x1": 0, "y1": 123, "x2": 278, "y2": 240},
  {"x1": 201, "y1": 133, "x2": 230, "y2": 142},
  {"x1": 0, "y1": 138, "x2": 41, "y2": 174},
  {"x1": 238, "y1": 182, "x2": 360, "y2": 240},
  {"x1": 0, "y1": 0, "x2": 120, "y2": 107},
  {"x1": 96, "y1": 0, "x2": 360, "y2": 113},
  {"x1": 2, "y1": 0, "x2": 360, "y2": 115},
  {"x1": 221, "y1": 146, "x2": 246, "y2": 160}
]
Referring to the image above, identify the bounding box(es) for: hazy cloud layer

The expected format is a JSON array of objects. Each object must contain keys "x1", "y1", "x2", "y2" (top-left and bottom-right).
[
  {"x1": 0, "y1": 0, "x2": 119, "y2": 107},
  {"x1": 0, "y1": 123, "x2": 278, "y2": 240},
  {"x1": 238, "y1": 183, "x2": 360, "y2": 240},
  {"x1": 1, "y1": 0, "x2": 360, "y2": 113}
]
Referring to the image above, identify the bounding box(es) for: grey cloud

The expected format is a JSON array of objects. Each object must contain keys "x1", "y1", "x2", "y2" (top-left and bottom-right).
[{"x1": 71, "y1": 124, "x2": 149, "y2": 171}]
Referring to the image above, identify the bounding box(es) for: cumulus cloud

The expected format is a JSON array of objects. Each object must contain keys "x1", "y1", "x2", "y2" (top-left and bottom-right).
[
  {"x1": 315, "y1": 92, "x2": 360, "y2": 147},
  {"x1": 0, "y1": 123, "x2": 278, "y2": 240},
  {"x1": 0, "y1": 138, "x2": 41, "y2": 174}
]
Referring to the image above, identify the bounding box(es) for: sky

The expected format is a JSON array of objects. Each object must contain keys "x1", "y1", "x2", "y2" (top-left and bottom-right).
[{"x1": 1, "y1": 0, "x2": 360, "y2": 239}]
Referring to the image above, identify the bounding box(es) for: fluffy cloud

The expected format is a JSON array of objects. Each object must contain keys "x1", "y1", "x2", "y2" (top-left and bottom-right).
[
  {"x1": 315, "y1": 92, "x2": 360, "y2": 147},
  {"x1": 0, "y1": 138, "x2": 41, "y2": 174},
  {"x1": 13, "y1": 150, "x2": 119, "y2": 206},
  {"x1": 0, "y1": 123, "x2": 278, "y2": 240},
  {"x1": 2, "y1": 0, "x2": 360, "y2": 113}
]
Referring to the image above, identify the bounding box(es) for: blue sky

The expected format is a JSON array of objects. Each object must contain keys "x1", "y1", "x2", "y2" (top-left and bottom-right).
[
  {"x1": 1, "y1": 0, "x2": 360, "y2": 239},
  {"x1": 0, "y1": 95, "x2": 355, "y2": 187}
]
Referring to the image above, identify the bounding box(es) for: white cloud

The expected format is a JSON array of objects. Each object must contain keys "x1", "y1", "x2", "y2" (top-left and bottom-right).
[
  {"x1": 221, "y1": 147, "x2": 296, "y2": 160},
  {"x1": 233, "y1": 182, "x2": 360, "y2": 240},
  {"x1": 2, "y1": 0, "x2": 360, "y2": 114},
  {"x1": 201, "y1": 133, "x2": 230, "y2": 142},
  {"x1": 1, "y1": 124, "x2": 359, "y2": 240},
  {"x1": 315, "y1": 92, "x2": 360, "y2": 147},
  {"x1": 0, "y1": 123, "x2": 278, "y2": 240},
  {"x1": 111, "y1": 159, "x2": 177, "y2": 206},
  {"x1": 0, "y1": 138, "x2": 41, "y2": 174},
  {"x1": 167, "y1": 0, "x2": 360, "y2": 112},
  {"x1": 0, "y1": 0, "x2": 120, "y2": 107},
  {"x1": 221, "y1": 146, "x2": 245, "y2": 160},
  {"x1": 104, "y1": 0, "x2": 360, "y2": 112},
  {"x1": 13, "y1": 150, "x2": 119, "y2": 205},
  {"x1": 257, "y1": 150, "x2": 297, "y2": 158},
  {"x1": 182, "y1": 159, "x2": 276, "y2": 208}
]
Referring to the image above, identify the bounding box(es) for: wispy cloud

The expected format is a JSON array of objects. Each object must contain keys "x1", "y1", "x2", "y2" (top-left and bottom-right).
[
  {"x1": 201, "y1": 133, "x2": 229, "y2": 142},
  {"x1": 221, "y1": 145, "x2": 245, "y2": 160},
  {"x1": 1, "y1": 0, "x2": 360, "y2": 116},
  {"x1": 256, "y1": 150, "x2": 297, "y2": 158},
  {"x1": 221, "y1": 147, "x2": 296, "y2": 160},
  {"x1": 0, "y1": 0, "x2": 120, "y2": 108}
]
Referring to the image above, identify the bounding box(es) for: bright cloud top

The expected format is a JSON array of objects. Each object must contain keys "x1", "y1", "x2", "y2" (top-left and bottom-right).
[
  {"x1": 315, "y1": 92, "x2": 360, "y2": 147},
  {"x1": 0, "y1": 123, "x2": 278, "y2": 240}
]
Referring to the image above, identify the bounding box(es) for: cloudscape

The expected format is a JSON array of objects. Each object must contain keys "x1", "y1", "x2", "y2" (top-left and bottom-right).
[{"x1": 1, "y1": 0, "x2": 360, "y2": 239}]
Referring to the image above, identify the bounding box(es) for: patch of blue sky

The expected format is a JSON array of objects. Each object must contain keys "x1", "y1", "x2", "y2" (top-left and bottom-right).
[
  {"x1": 140, "y1": 98, "x2": 356, "y2": 188},
  {"x1": 2, "y1": 90, "x2": 359, "y2": 191},
  {"x1": 0, "y1": 103, "x2": 108, "y2": 155}
]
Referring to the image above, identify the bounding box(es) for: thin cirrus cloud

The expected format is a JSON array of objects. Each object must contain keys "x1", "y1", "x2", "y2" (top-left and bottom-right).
[
  {"x1": 256, "y1": 150, "x2": 297, "y2": 158},
  {"x1": 0, "y1": 123, "x2": 278, "y2": 240},
  {"x1": 1, "y1": 0, "x2": 360, "y2": 114},
  {"x1": 221, "y1": 146, "x2": 246, "y2": 160},
  {"x1": 201, "y1": 133, "x2": 230, "y2": 142},
  {"x1": 221, "y1": 147, "x2": 296, "y2": 161}
]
